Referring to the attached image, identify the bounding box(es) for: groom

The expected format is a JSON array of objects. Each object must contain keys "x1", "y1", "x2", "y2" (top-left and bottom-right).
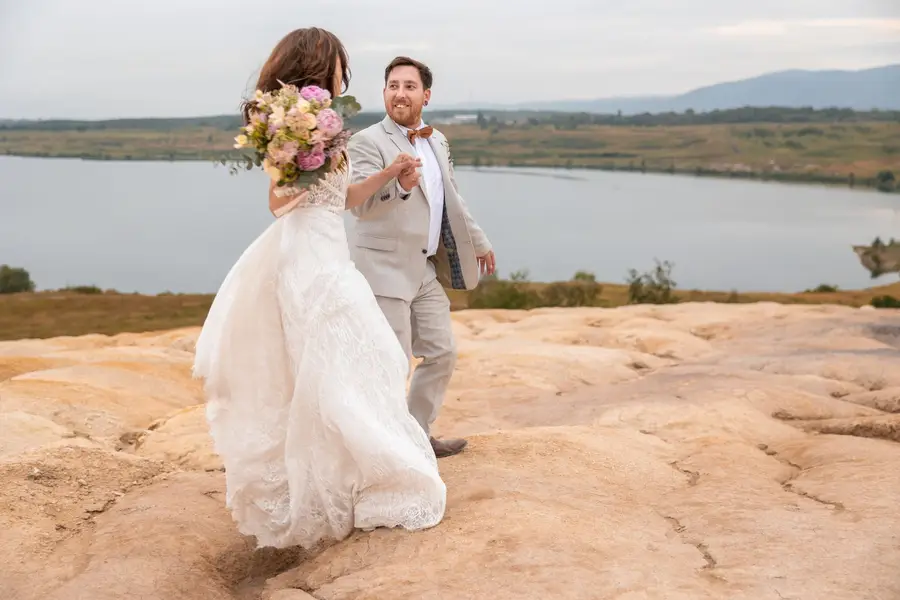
[{"x1": 347, "y1": 56, "x2": 495, "y2": 458}]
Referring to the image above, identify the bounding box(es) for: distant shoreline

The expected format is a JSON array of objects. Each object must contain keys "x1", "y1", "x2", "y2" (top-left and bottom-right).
[
  {"x1": 1, "y1": 150, "x2": 893, "y2": 193},
  {"x1": 2, "y1": 109, "x2": 898, "y2": 193}
]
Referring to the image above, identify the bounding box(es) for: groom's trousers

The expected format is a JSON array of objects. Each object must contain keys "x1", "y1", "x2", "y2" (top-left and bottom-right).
[{"x1": 374, "y1": 261, "x2": 456, "y2": 434}]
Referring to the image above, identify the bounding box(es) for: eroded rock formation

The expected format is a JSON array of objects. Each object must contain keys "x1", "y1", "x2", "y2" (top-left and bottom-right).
[{"x1": 1, "y1": 303, "x2": 898, "y2": 599}]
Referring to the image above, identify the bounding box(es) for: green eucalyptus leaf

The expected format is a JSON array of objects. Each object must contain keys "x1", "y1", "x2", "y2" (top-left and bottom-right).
[{"x1": 332, "y1": 95, "x2": 362, "y2": 118}]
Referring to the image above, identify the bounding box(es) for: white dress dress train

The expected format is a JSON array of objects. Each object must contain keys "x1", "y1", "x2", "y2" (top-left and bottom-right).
[{"x1": 192, "y1": 159, "x2": 446, "y2": 549}]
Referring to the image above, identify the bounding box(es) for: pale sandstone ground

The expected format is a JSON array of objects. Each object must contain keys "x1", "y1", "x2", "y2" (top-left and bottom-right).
[{"x1": 1, "y1": 303, "x2": 899, "y2": 600}]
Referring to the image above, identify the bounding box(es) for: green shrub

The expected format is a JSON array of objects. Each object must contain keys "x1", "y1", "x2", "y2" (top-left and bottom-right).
[
  {"x1": 61, "y1": 285, "x2": 103, "y2": 294},
  {"x1": 871, "y1": 295, "x2": 900, "y2": 309},
  {"x1": 626, "y1": 259, "x2": 678, "y2": 304},
  {"x1": 468, "y1": 270, "x2": 540, "y2": 309},
  {"x1": 468, "y1": 270, "x2": 604, "y2": 310},
  {"x1": 804, "y1": 284, "x2": 839, "y2": 293},
  {"x1": 0, "y1": 265, "x2": 35, "y2": 294},
  {"x1": 541, "y1": 279, "x2": 604, "y2": 307},
  {"x1": 875, "y1": 170, "x2": 896, "y2": 193}
]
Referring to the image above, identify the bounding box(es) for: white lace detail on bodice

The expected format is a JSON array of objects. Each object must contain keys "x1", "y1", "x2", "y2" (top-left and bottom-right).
[{"x1": 272, "y1": 161, "x2": 350, "y2": 218}]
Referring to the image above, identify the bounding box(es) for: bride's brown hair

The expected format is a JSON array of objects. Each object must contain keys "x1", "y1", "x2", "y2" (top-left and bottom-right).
[{"x1": 241, "y1": 27, "x2": 351, "y2": 125}]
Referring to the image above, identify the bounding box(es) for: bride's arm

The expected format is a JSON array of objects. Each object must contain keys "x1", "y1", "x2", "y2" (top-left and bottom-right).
[
  {"x1": 345, "y1": 153, "x2": 419, "y2": 211},
  {"x1": 268, "y1": 181, "x2": 308, "y2": 217},
  {"x1": 345, "y1": 166, "x2": 401, "y2": 210},
  {"x1": 269, "y1": 153, "x2": 415, "y2": 214}
]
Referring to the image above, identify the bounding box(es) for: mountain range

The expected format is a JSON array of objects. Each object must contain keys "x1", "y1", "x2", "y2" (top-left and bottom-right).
[
  {"x1": 3, "y1": 65, "x2": 898, "y2": 124},
  {"x1": 439, "y1": 64, "x2": 900, "y2": 115}
]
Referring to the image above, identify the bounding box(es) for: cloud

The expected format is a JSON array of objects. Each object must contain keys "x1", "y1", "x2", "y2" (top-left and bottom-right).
[
  {"x1": 804, "y1": 18, "x2": 900, "y2": 32},
  {"x1": 1, "y1": 0, "x2": 897, "y2": 118},
  {"x1": 355, "y1": 42, "x2": 434, "y2": 54},
  {"x1": 710, "y1": 17, "x2": 900, "y2": 37},
  {"x1": 710, "y1": 21, "x2": 790, "y2": 37}
]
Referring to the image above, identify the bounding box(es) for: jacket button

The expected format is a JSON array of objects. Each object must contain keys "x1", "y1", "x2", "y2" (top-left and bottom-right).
[{"x1": 421, "y1": 249, "x2": 427, "y2": 254}]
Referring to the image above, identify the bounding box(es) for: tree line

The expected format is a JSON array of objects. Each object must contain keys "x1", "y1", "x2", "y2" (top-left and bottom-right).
[
  {"x1": 3, "y1": 106, "x2": 898, "y2": 133},
  {"x1": 484, "y1": 106, "x2": 900, "y2": 129}
]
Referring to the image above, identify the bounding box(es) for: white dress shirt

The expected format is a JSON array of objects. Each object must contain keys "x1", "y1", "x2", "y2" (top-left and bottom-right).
[{"x1": 393, "y1": 120, "x2": 444, "y2": 257}]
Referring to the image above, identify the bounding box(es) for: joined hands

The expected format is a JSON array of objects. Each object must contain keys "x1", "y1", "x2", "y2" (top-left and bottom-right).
[{"x1": 388, "y1": 153, "x2": 422, "y2": 192}]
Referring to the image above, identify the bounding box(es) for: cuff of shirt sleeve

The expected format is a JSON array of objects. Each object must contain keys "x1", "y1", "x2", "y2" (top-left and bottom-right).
[{"x1": 396, "y1": 180, "x2": 411, "y2": 199}]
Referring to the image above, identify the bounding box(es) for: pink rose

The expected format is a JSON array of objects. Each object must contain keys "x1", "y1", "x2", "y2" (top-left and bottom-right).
[
  {"x1": 315, "y1": 108, "x2": 343, "y2": 138},
  {"x1": 300, "y1": 85, "x2": 331, "y2": 103},
  {"x1": 296, "y1": 149, "x2": 326, "y2": 171}
]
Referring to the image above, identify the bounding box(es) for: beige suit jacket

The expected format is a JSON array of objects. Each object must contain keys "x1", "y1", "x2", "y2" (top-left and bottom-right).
[{"x1": 347, "y1": 116, "x2": 492, "y2": 302}]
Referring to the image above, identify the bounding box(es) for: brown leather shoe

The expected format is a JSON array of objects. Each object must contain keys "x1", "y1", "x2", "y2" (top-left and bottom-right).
[{"x1": 430, "y1": 436, "x2": 467, "y2": 458}]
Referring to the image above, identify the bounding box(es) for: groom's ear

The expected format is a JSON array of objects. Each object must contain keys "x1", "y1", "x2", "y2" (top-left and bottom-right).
[{"x1": 423, "y1": 88, "x2": 431, "y2": 106}]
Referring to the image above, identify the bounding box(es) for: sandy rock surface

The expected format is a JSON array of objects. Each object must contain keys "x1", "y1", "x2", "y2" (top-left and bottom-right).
[{"x1": 1, "y1": 304, "x2": 898, "y2": 599}]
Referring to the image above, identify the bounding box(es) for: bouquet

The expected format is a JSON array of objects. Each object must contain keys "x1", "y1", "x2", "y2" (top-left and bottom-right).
[{"x1": 219, "y1": 82, "x2": 361, "y2": 196}]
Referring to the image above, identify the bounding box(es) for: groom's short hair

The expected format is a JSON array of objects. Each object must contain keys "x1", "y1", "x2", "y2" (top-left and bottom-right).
[{"x1": 384, "y1": 56, "x2": 433, "y2": 90}]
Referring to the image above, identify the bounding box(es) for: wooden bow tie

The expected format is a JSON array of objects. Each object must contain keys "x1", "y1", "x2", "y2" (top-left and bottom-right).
[{"x1": 407, "y1": 126, "x2": 433, "y2": 143}]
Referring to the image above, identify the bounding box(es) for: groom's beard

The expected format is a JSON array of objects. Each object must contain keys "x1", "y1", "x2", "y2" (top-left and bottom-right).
[{"x1": 389, "y1": 103, "x2": 424, "y2": 128}]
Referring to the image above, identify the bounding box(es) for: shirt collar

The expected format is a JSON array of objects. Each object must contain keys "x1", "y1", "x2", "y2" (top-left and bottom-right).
[{"x1": 393, "y1": 119, "x2": 426, "y2": 135}]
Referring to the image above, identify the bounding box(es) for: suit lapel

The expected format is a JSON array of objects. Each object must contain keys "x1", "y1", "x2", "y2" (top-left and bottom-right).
[
  {"x1": 427, "y1": 135, "x2": 453, "y2": 197},
  {"x1": 427, "y1": 134, "x2": 460, "y2": 221},
  {"x1": 380, "y1": 116, "x2": 429, "y2": 203},
  {"x1": 380, "y1": 115, "x2": 415, "y2": 155}
]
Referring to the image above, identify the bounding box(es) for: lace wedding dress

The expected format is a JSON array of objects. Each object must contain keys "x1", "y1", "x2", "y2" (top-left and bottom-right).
[{"x1": 192, "y1": 158, "x2": 446, "y2": 549}]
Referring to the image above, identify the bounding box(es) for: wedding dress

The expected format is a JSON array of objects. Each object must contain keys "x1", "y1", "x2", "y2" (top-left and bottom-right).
[{"x1": 192, "y1": 158, "x2": 446, "y2": 549}]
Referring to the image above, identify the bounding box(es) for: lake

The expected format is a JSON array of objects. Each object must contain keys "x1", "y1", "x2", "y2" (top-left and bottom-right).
[{"x1": 1, "y1": 155, "x2": 896, "y2": 294}]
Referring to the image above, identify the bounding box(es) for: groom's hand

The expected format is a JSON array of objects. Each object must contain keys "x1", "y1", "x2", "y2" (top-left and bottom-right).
[
  {"x1": 478, "y1": 250, "x2": 496, "y2": 276},
  {"x1": 398, "y1": 165, "x2": 421, "y2": 192},
  {"x1": 388, "y1": 153, "x2": 420, "y2": 177}
]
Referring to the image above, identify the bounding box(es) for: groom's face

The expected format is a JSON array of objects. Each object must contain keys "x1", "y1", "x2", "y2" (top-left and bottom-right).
[{"x1": 384, "y1": 66, "x2": 430, "y2": 127}]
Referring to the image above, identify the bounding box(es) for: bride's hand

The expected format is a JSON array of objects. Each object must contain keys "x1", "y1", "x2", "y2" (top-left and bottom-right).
[{"x1": 388, "y1": 153, "x2": 421, "y2": 177}]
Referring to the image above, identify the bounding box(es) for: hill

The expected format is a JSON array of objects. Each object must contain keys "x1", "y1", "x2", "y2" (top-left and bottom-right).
[{"x1": 444, "y1": 64, "x2": 900, "y2": 114}]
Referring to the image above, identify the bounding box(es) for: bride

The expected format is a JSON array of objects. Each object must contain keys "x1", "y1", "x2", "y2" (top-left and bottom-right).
[{"x1": 192, "y1": 27, "x2": 446, "y2": 549}]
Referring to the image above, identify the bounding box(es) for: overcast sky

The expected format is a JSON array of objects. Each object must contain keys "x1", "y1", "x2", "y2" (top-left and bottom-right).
[{"x1": 0, "y1": 0, "x2": 897, "y2": 119}]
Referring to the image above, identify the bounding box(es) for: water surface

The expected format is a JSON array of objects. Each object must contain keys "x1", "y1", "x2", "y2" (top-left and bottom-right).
[{"x1": 1, "y1": 156, "x2": 896, "y2": 294}]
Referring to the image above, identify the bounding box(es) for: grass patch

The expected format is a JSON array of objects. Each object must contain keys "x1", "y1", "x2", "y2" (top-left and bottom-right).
[
  {"x1": 0, "y1": 291, "x2": 213, "y2": 341},
  {"x1": 3, "y1": 279, "x2": 900, "y2": 342}
]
